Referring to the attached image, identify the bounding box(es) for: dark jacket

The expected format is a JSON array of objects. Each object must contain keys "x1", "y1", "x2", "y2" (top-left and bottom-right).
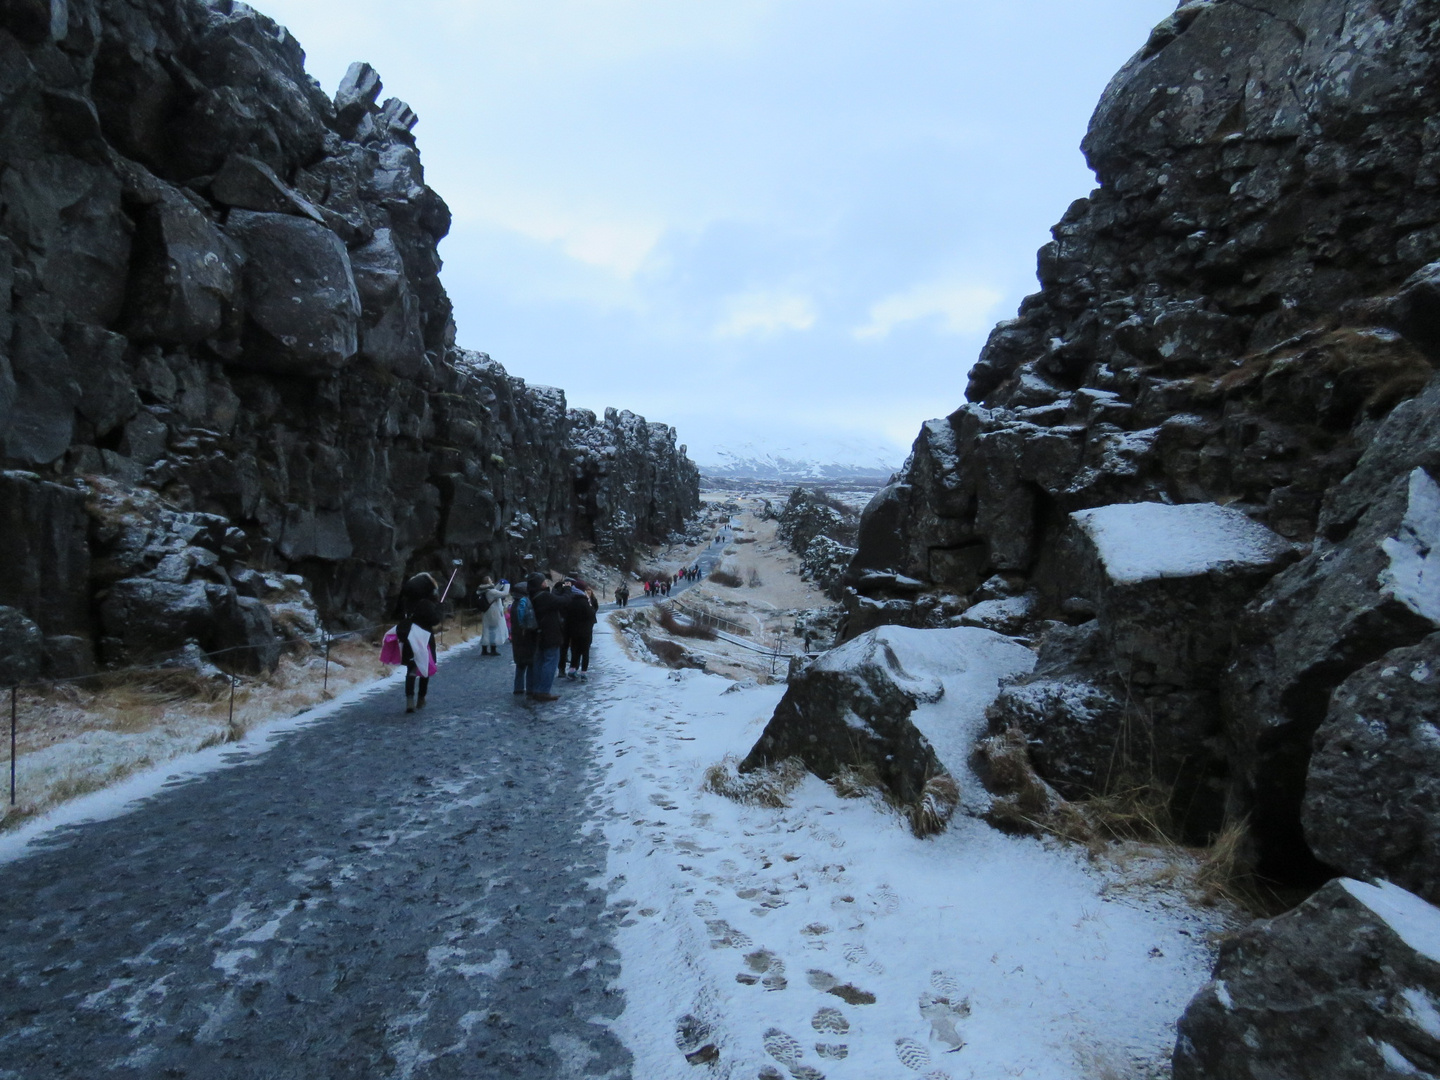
[
  {"x1": 561, "y1": 588, "x2": 597, "y2": 638},
  {"x1": 531, "y1": 587, "x2": 566, "y2": 649},
  {"x1": 393, "y1": 574, "x2": 442, "y2": 666},
  {"x1": 510, "y1": 593, "x2": 537, "y2": 665}
]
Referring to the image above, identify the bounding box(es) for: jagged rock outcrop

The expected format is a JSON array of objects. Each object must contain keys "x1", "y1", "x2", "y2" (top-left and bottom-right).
[
  {"x1": 0, "y1": 0, "x2": 697, "y2": 679},
  {"x1": 777, "y1": 487, "x2": 856, "y2": 554},
  {"x1": 1173, "y1": 878, "x2": 1440, "y2": 1080},
  {"x1": 798, "y1": 534, "x2": 856, "y2": 599},
  {"x1": 568, "y1": 406, "x2": 700, "y2": 566},
  {"x1": 845, "y1": 0, "x2": 1440, "y2": 865}
]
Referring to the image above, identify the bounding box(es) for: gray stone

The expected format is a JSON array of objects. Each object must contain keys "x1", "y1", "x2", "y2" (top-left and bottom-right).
[
  {"x1": 123, "y1": 187, "x2": 240, "y2": 346},
  {"x1": 0, "y1": 605, "x2": 42, "y2": 685},
  {"x1": 349, "y1": 228, "x2": 423, "y2": 376},
  {"x1": 1174, "y1": 878, "x2": 1440, "y2": 1080},
  {"x1": 334, "y1": 62, "x2": 382, "y2": 135},
  {"x1": 741, "y1": 625, "x2": 1034, "y2": 830},
  {"x1": 42, "y1": 633, "x2": 94, "y2": 679},
  {"x1": 98, "y1": 578, "x2": 213, "y2": 665},
  {"x1": 1304, "y1": 633, "x2": 1440, "y2": 905},
  {"x1": 277, "y1": 506, "x2": 354, "y2": 563},
  {"x1": 225, "y1": 211, "x2": 360, "y2": 377},
  {"x1": 211, "y1": 154, "x2": 326, "y2": 224}
]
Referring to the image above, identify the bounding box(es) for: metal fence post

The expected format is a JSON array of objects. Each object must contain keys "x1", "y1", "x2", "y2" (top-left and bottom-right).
[
  {"x1": 323, "y1": 633, "x2": 331, "y2": 694},
  {"x1": 9, "y1": 685, "x2": 15, "y2": 806},
  {"x1": 228, "y1": 673, "x2": 236, "y2": 729}
]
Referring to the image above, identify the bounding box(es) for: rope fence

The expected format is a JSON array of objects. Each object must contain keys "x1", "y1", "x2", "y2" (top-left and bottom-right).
[{"x1": 3, "y1": 605, "x2": 485, "y2": 808}]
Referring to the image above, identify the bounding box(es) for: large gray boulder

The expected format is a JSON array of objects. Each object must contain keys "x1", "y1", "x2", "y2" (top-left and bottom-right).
[
  {"x1": 349, "y1": 228, "x2": 424, "y2": 376},
  {"x1": 1068, "y1": 501, "x2": 1297, "y2": 688},
  {"x1": 741, "y1": 626, "x2": 1034, "y2": 828},
  {"x1": 1228, "y1": 395, "x2": 1440, "y2": 880},
  {"x1": 1174, "y1": 878, "x2": 1440, "y2": 1080},
  {"x1": 123, "y1": 186, "x2": 240, "y2": 345},
  {"x1": 98, "y1": 577, "x2": 279, "y2": 674},
  {"x1": 1304, "y1": 633, "x2": 1440, "y2": 905},
  {"x1": 225, "y1": 211, "x2": 360, "y2": 377}
]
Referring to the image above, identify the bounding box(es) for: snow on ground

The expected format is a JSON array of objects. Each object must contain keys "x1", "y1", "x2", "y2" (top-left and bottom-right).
[
  {"x1": 1072, "y1": 502, "x2": 1293, "y2": 584},
  {"x1": 592, "y1": 642, "x2": 1227, "y2": 1080}
]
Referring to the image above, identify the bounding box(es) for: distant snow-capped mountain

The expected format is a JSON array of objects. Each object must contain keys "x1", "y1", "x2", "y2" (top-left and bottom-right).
[{"x1": 697, "y1": 437, "x2": 903, "y2": 481}]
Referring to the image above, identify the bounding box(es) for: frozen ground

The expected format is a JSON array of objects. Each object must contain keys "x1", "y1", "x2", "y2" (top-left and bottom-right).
[
  {"x1": 593, "y1": 641, "x2": 1229, "y2": 1080},
  {"x1": 0, "y1": 606, "x2": 1228, "y2": 1079}
]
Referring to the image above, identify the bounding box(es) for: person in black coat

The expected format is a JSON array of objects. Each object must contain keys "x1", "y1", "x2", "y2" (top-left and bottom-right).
[
  {"x1": 562, "y1": 585, "x2": 599, "y2": 681},
  {"x1": 393, "y1": 572, "x2": 443, "y2": 713},
  {"x1": 528, "y1": 573, "x2": 565, "y2": 702}
]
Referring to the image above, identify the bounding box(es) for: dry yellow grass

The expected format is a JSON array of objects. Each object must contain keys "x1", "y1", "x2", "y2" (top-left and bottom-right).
[{"x1": 0, "y1": 620, "x2": 482, "y2": 830}]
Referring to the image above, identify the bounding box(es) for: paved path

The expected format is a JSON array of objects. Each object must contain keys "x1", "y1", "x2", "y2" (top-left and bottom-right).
[
  {"x1": 0, "y1": 644, "x2": 631, "y2": 1080},
  {"x1": 602, "y1": 521, "x2": 734, "y2": 613}
]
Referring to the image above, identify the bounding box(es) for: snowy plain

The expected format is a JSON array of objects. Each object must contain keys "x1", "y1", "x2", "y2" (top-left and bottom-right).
[{"x1": 590, "y1": 639, "x2": 1229, "y2": 1080}]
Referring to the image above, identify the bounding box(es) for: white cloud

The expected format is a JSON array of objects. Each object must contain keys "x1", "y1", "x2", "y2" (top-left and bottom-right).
[
  {"x1": 853, "y1": 281, "x2": 1004, "y2": 340},
  {"x1": 715, "y1": 292, "x2": 817, "y2": 338}
]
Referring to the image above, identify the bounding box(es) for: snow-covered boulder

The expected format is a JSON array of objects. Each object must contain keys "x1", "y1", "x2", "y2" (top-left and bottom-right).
[
  {"x1": 1070, "y1": 501, "x2": 1296, "y2": 688},
  {"x1": 1174, "y1": 878, "x2": 1440, "y2": 1079},
  {"x1": 740, "y1": 626, "x2": 1034, "y2": 833}
]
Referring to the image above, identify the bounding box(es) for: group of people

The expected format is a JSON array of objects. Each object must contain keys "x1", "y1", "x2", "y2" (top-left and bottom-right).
[
  {"x1": 385, "y1": 569, "x2": 599, "y2": 711},
  {"x1": 506, "y1": 574, "x2": 599, "y2": 702}
]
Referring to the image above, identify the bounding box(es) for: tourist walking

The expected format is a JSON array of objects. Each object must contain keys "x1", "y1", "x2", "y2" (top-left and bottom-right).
[
  {"x1": 509, "y1": 580, "x2": 537, "y2": 696},
  {"x1": 476, "y1": 577, "x2": 509, "y2": 655},
  {"x1": 563, "y1": 584, "x2": 599, "y2": 681},
  {"x1": 615, "y1": 582, "x2": 630, "y2": 607},
  {"x1": 528, "y1": 574, "x2": 564, "y2": 702},
  {"x1": 392, "y1": 572, "x2": 442, "y2": 714}
]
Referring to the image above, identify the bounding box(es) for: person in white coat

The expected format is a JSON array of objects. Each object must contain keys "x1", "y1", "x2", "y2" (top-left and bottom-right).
[{"x1": 477, "y1": 577, "x2": 510, "y2": 655}]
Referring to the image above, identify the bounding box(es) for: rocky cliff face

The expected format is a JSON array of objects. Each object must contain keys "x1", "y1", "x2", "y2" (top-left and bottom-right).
[
  {"x1": 0, "y1": 0, "x2": 698, "y2": 678},
  {"x1": 850, "y1": 0, "x2": 1440, "y2": 870},
  {"x1": 835, "y1": 3, "x2": 1440, "y2": 1070}
]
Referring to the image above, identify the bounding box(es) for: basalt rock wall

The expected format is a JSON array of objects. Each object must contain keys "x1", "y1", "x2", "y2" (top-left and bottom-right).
[
  {"x1": 843, "y1": 0, "x2": 1440, "y2": 902},
  {"x1": 0, "y1": 0, "x2": 697, "y2": 677}
]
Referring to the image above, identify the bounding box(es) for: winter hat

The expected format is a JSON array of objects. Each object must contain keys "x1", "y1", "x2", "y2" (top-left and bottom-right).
[{"x1": 525, "y1": 572, "x2": 547, "y2": 593}]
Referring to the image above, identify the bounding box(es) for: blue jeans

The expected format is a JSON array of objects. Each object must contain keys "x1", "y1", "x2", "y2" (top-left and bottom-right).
[
  {"x1": 533, "y1": 647, "x2": 561, "y2": 693},
  {"x1": 513, "y1": 661, "x2": 533, "y2": 693}
]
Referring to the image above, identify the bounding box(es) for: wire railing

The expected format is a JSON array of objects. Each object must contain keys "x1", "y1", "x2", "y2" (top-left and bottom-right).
[{"x1": 3, "y1": 606, "x2": 485, "y2": 809}]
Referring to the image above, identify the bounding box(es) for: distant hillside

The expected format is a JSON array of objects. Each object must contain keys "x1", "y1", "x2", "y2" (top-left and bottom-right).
[{"x1": 699, "y1": 439, "x2": 901, "y2": 482}]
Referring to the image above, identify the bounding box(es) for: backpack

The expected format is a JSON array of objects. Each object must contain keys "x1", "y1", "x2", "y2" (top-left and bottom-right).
[
  {"x1": 477, "y1": 590, "x2": 493, "y2": 613},
  {"x1": 514, "y1": 595, "x2": 538, "y2": 632}
]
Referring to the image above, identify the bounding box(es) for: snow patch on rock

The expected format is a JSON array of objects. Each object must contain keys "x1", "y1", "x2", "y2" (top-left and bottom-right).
[
  {"x1": 1341, "y1": 878, "x2": 1440, "y2": 964},
  {"x1": 1072, "y1": 501, "x2": 1294, "y2": 585}
]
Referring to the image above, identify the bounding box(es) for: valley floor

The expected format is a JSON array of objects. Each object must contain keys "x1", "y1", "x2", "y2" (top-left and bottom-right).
[{"x1": 0, "y1": 620, "x2": 1229, "y2": 1079}]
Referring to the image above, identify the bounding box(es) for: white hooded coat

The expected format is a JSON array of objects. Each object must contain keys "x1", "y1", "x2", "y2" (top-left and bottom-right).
[{"x1": 479, "y1": 583, "x2": 510, "y2": 646}]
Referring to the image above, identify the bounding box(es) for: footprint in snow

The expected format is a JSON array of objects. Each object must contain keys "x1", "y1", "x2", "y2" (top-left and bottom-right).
[
  {"x1": 841, "y1": 942, "x2": 885, "y2": 975},
  {"x1": 919, "y1": 971, "x2": 970, "y2": 1051},
  {"x1": 866, "y1": 885, "x2": 900, "y2": 917},
  {"x1": 895, "y1": 1037, "x2": 934, "y2": 1071},
  {"x1": 735, "y1": 948, "x2": 787, "y2": 990},
  {"x1": 806, "y1": 969, "x2": 876, "y2": 1005},
  {"x1": 810, "y1": 1007, "x2": 849, "y2": 1035},
  {"x1": 675, "y1": 1012, "x2": 714, "y2": 1055},
  {"x1": 762, "y1": 1028, "x2": 805, "y2": 1068},
  {"x1": 706, "y1": 919, "x2": 753, "y2": 949},
  {"x1": 693, "y1": 899, "x2": 719, "y2": 917},
  {"x1": 813, "y1": 1043, "x2": 847, "y2": 1060}
]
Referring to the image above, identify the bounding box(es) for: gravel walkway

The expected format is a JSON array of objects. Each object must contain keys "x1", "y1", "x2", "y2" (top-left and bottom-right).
[{"x1": 0, "y1": 643, "x2": 631, "y2": 1079}]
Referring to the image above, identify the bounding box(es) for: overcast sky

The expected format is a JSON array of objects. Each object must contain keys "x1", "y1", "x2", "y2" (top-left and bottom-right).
[{"x1": 257, "y1": 0, "x2": 1175, "y2": 467}]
